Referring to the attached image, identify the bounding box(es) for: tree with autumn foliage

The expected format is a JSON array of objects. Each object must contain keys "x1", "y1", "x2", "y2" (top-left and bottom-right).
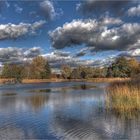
[{"x1": 29, "y1": 56, "x2": 51, "y2": 79}]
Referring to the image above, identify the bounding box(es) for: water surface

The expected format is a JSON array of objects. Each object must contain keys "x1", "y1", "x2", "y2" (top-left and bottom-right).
[{"x1": 0, "y1": 82, "x2": 140, "y2": 140}]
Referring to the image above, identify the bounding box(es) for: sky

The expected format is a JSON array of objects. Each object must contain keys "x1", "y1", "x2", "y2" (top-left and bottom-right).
[{"x1": 0, "y1": 0, "x2": 140, "y2": 69}]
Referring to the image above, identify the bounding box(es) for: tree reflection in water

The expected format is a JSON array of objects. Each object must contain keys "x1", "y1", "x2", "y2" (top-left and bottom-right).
[{"x1": 29, "y1": 93, "x2": 49, "y2": 111}]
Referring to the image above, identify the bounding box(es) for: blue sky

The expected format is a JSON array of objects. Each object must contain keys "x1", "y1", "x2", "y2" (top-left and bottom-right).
[{"x1": 0, "y1": 0, "x2": 140, "y2": 68}]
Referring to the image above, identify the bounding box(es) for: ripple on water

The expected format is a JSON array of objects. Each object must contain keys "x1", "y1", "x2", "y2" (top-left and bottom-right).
[{"x1": 0, "y1": 82, "x2": 140, "y2": 139}]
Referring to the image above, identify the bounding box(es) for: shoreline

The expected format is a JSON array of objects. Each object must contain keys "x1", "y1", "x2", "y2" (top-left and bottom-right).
[{"x1": 0, "y1": 78, "x2": 130, "y2": 84}]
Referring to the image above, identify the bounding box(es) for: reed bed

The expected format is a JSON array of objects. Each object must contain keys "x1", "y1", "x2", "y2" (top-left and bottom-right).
[
  {"x1": 106, "y1": 80, "x2": 140, "y2": 118},
  {"x1": 86, "y1": 78, "x2": 130, "y2": 83}
]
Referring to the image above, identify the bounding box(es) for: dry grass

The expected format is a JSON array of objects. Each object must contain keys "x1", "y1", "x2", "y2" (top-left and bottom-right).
[
  {"x1": 22, "y1": 78, "x2": 69, "y2": 84},
  {"x1": 85, "y1": 78, "x2": 130, "y2": 83},
  {"x1": 0, "y1": 78, "x2": 130, "y2": 84},
  {"x1": 106, "y1": 80, "x2": 140, "y2": 118},
  {"x1": 0, "y1": 78, "x2": 15, "y2": 84}
]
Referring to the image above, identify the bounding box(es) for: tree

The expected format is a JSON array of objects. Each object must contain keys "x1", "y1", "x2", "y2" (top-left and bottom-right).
[
  {"x1": 107, "y1": 57, "x2": 131, "y2": 77},
  {"x1": 61, "y1": 65, "x2": 72, "y2": 79},
  {"x1": 80, "y1": 71, "x2": 86, "y2": 79},
  {"x1": 1, "y1": 64, "x2": 24, "y2": 82},
  {"x1": 127, "y1": 57, "x2": 139, "y2": 77},
  {"x1": 40, "y1": 61, "x2": 51, "y2": 79},
  {"x1": 30, "y1": 56, "x2": 51, "y2": 79},
  {"x1": 1, "y1": 64, "x2": 11, "y2": 78},
  {"x1": 11, "y1": 65, "x2": 24, "y2": 82}
]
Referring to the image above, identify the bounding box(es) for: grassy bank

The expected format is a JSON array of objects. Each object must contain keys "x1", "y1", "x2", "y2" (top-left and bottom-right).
[
  {"x1": 0, "y1": 78, "x2": 130, "y2": 84},
  {"x1": 85, "y1": 78, "x2": 130, "y2": 83},
  {"x1": 0, "y1": 78, "x2": 15, "y2": 84},
  {"x1": 106, "y1": 80, "x2": 140, "y2": 118}
]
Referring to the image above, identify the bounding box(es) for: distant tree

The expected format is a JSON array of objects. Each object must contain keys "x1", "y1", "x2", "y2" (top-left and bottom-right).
[
  {"x1": 30, "y1": 56, "x2": 51, "y2": 79},
  {"x1": 107, "y1": 57, "x2": 131, "y2": 77},
  {"x1": 80, "y1": 71, "x2": 86, "y2": 79},
  {"x1": 40, "y1": 61, "x2": 51, "y2": 79},
  {"x1": 1, "y1": 56, "x2": 51, "y2": 80},
  {"x1": 11, "y1": 65, "x2": 24, "y2": 82},
  {"x1": 1, "y1": 64, "x2": 11, "y2": 78},
  {"x1": 1, "y1": 64, "x2": 24, "y2": 82},
  {"x1": 127, "y1": 57, "x2": 139, "y2": 77},
  {"x1": 30, "y1": 56, "x2": 45, "y2": 79},
  {"x1": 69, "y1": 66, "x2": 107, "y2": 79},
  {"x1": 83, "y1": 67, "x2": 93, "y2": 79},
  {"x1": 70, "y1": 68, "x2": 79, "y2": 79},
  {"x1": 92, "y1": 68, "x2": 106, "y2": 78},
  {"x1": 61, "y1": 65, "x2": 72, "y2": 79},
  {"x1": 22, "y1": 64, "x2": 32, "y2": 79}
]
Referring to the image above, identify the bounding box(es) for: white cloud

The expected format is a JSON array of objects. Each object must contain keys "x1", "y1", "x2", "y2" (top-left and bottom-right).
[
  {"x1": 76, "y1": 0, "x2": 132, "y2": 16},
  {"x1": 40, "y1": 0, "x2": 56, "y2": 20},
  {"x1": 0, "y1": 47, "x2": 41, "y2": 64},
  {"x1": 49, "y1": 19, "x2": 140, "y2": 51},
  {"x1": 49, "y1": 19, "x2": 99, "y2": 49},
  {"x1": 42, "y1": 51, "x2": 116, "y2": 68},
  {"x1": 0, "y1": 20, "x2": 45, "y2": 40},
  {"x1": 128, "y1": 5, "x2": 140, "y2": 16},
  {"x1": 101, "y1": 17, "x2": 123, "y2": 25}
]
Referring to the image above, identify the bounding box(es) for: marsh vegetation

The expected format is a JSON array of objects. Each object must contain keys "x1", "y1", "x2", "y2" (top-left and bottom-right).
[{"x1": 106, "y1": 79, "x2": 140, "y2": 118}]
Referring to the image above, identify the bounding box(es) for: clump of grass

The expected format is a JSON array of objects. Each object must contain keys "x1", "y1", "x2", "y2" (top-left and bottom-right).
[{"x1": 106, "y1": 80, "x2": 140, "y2": 118}]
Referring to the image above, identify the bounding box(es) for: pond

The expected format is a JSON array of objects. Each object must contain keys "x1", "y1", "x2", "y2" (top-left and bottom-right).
[{"x1": 0, "y1": 82, "x2": 140, "y2": 139}]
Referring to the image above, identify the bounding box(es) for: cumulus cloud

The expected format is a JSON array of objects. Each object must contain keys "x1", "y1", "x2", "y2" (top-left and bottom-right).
[
  {"x1": 128, "y1": 5, "x2": 140, "y2": 16},
  {"x1": 0, "y1": 47, "x2": 41, "y2": 64},
  {"x1": 53, "y1": 50, "x2": 70, "y2": 57},
  {"x1": 42, "y1": 50, "x2": 116, "y2": 68},
  {"x1": 40, "y1": 0, "x2": 56, "y2": 20},
  {"x1": 75, "y1": 47, "x2": 92, "y2": 57},
  {"x1": 77, "y1": 0, "x2": 133, "y2": 16},
  {"x1": 49, "y1": 19, "x2": 140, "y2": 51},
  {"x1": 119, "y1": 48, "x2": 140, "y2": 57},
  {"x1": 0, "y1": 20, "x2": 45, "y2": 40},
  {"x1": 24, "y1": 47, "x2": 41, "y2": 58},
  {"x1": 1, "y1": 47, "x2": 140, "y2": 68},
  {"x1": 49, "y1": 19, "x2": 99, "y2": 49},
  {"x1": 96, "y1": 23, "x2": 140, "y2": 50},
  {"x1": 101, "y1": 17, "x2": 123, "y2": 25},
  {"x1": 42, "y1": 52, "x2": 74, "y2": 68}
]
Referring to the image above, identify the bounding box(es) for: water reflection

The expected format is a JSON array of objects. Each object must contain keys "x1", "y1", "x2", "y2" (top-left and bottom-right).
[
  {"x1": 0, "y1": 82, "x2": 139, "y2": 139},
  {"x1": 28, "y1": 93, "x2": 49, "y2": 111},
  {"x1": 1, "y1": 92, "x2": 17, "y2": 96}
]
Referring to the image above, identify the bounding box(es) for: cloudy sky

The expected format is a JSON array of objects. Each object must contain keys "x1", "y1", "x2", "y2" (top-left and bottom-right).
[{"x1": 0, "y1": 0, "x2": 140, "y2": 68}]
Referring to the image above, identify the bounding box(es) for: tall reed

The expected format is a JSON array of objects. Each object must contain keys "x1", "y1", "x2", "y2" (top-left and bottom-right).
[{"x1": 106, "y1": 80, "x2": 140, "y2": 118}]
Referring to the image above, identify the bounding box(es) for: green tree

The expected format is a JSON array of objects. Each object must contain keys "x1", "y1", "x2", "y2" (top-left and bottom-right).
[
  {"x1": 40, "y1": 61, "x2": 51, "y2": 79},
  {"x1": 1, "y1": 64, "x2": 11, "y2": 78},
  {"x1": 1, "y1": 64, "x2": 24, "y2": 82},
  {"x1": 107, "y1": 57, "x2": 131, "y2": 78}
]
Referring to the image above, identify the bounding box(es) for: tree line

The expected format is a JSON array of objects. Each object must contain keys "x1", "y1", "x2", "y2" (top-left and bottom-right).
[
  {"x1": 1, "y1": 56, "x2": 140, "y2": 82},
  {"x1": 61, "y1": 57, "x2": 140, "y2": 79},
  {"x1": 1, "y1": 56, "x2": 51, "y2": 82}
]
